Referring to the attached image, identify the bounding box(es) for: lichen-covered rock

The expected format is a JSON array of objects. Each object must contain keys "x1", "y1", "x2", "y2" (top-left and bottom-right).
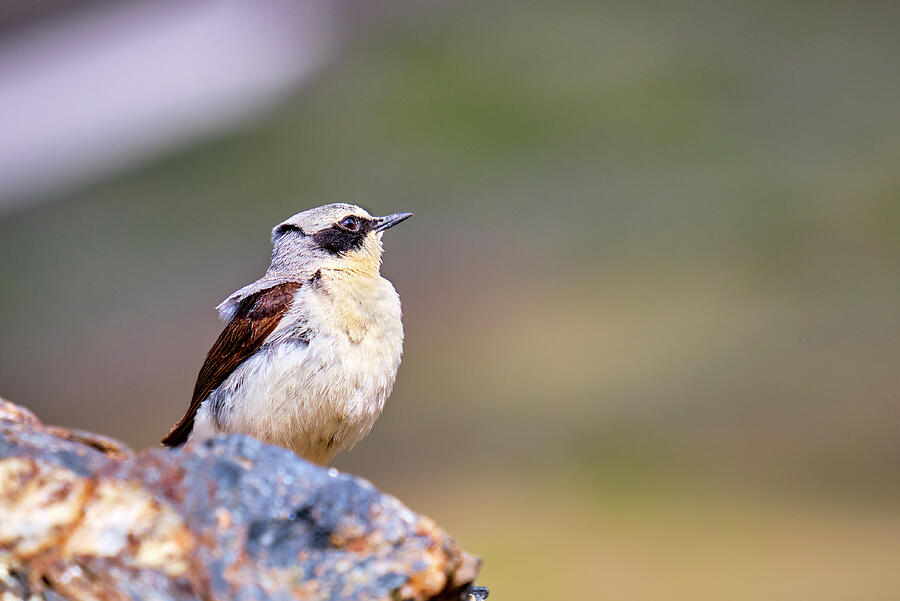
[{"x1": 0, "y1": 398, "x2": 481, "y2": 601}]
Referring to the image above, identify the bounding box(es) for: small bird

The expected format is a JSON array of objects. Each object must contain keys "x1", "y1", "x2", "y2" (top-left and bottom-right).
[{"x1": 162, "y1": 203, "x2": 412, "y2": 465}]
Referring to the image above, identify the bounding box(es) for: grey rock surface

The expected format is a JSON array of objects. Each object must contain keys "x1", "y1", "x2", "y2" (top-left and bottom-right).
[{"x1": 0, "y1": 398, "x2": 481, "y2": 600}]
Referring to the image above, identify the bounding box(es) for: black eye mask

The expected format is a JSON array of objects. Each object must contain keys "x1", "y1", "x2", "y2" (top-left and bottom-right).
[{"x1": 312, "y1": 217, "x2": 376, "y2": 254}]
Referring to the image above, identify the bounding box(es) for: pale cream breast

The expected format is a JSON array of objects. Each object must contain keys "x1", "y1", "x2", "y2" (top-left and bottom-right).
[{"x1": 192, "y1": 270, "x2": 404, "y2": 465}]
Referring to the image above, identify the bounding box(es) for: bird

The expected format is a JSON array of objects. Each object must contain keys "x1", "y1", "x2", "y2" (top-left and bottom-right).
[{"x1": 161, "y1": 203, "x2": 412, "y2": 465}]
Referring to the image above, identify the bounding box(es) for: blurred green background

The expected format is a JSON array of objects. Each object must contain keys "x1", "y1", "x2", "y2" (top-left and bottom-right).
[{"x1": 2, "y1": 1, "x2": 900, "y2": 599}]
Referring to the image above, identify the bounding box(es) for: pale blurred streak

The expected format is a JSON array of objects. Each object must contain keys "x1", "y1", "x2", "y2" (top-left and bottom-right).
[{"x1": 0, "y1": 0, "x2": 337, "y2": 212}]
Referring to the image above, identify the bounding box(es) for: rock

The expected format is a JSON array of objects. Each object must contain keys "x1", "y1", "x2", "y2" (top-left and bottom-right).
[{"x1": 0, "y1": 398, "x2": 482, "y2": 601}]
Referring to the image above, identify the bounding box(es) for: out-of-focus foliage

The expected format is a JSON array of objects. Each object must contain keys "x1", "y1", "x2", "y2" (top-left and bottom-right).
[{"x1": 1, "y1": 1, "x2": 899, "y2": 599}]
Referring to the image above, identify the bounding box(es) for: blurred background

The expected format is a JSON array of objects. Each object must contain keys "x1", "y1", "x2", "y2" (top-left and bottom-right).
[{"x1": 1, "y1": 0, "x2": 899, "y2": 598}]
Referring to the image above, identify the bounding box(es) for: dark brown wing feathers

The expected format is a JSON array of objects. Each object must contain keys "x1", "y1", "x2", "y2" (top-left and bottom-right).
[{"x1": 161, "y1": 282, "x2": 301, "y2": 446}]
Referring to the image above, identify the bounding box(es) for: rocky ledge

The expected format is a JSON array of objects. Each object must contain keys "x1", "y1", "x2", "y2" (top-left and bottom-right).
[{"x1": 0, "y1": 398, "x2": 482, "y2": 601}]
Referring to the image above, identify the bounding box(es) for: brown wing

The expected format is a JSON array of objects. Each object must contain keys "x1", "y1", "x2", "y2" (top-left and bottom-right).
[{"x1": 161, "y1": 281, "x2": 301, "y2": 446}]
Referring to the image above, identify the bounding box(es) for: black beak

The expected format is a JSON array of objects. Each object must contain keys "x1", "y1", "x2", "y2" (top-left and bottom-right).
[{"x1": 374, "y1": 212, "x2": 414, "y2": 232}]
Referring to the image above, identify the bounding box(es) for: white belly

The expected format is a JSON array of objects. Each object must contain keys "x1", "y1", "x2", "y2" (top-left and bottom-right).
[{"x1": 191, "y1": 276, "x2": 404, "y2": 465}]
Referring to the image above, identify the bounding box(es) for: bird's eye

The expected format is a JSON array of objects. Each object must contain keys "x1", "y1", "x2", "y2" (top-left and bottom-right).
[{"x1": 338, "y1": 216, "x2": 360, "y2": 232}]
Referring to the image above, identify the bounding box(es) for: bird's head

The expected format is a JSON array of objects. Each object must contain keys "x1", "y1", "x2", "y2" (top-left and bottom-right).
[{"x1": 269, "y1": 203, "x2": 413, "y2": 276}]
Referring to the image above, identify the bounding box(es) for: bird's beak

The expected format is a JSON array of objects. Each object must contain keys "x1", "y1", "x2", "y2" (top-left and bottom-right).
[{"x1": 374, "y1": 212, "x2": 414, "y2": 232}]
